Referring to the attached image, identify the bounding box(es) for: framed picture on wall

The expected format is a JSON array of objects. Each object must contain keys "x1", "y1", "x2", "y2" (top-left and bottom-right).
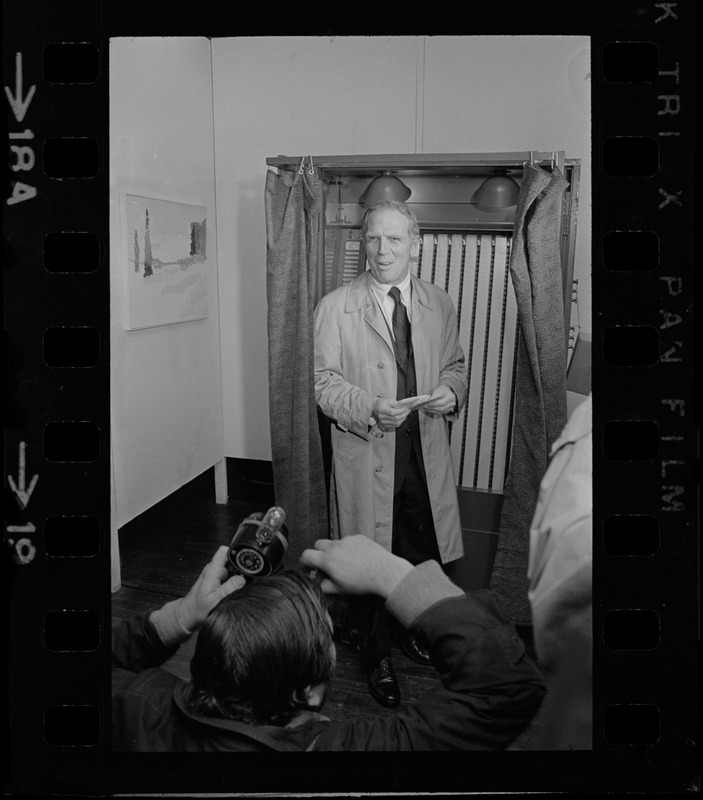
[{"x1": 121, "y1": 194, "x2": 209, "y2": 330}]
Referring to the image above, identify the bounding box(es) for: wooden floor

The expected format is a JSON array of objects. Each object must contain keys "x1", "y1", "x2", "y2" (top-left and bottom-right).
[{"x1": 112, "y1": 459, "x2": 546, "y2": 742}]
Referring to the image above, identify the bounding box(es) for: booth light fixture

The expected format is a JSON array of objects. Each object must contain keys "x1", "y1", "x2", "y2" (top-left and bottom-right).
[
  {"x1": 472, "y1": 169, "x2": 521, "y2": 210},
  {"x1": 359, "y1": 171, "x2": 412, "y2": 207}
]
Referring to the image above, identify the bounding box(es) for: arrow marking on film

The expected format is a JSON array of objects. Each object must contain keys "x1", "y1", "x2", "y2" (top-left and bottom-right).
[
  {"x1": 7, "y1": 442, "x2": 39, "y2": 511},
  {"x1": 4, "y1": 52, "x2": 36, "y2": 123}
]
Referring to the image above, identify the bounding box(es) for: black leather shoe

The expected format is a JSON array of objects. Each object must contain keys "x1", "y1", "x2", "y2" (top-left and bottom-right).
[
  {"x1": 366, "y1": 655, "x2": 401, "y2": 708},
  {"x1": 399, "y1": 632, "x2": 432, "y2": 667}
]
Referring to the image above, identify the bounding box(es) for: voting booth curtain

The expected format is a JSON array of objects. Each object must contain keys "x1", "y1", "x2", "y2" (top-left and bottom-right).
[
  {"x1": 265, "y1": 162, "x2": 329, "y2": 566},
  {"x1": 490, "y1": 164, "x2": 570, "y2": 625}
]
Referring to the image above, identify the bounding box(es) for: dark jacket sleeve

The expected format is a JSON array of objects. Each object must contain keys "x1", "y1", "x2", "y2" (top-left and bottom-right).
[
  {"x1": 312, "y1": 564, "x2": 546, "y2": 751},
  {"x1": 112, "y1": 612, "x2": 184, "y2": 751},
  {"x1": 112, "y1": 612, "x2": 180, "y2": 681}
]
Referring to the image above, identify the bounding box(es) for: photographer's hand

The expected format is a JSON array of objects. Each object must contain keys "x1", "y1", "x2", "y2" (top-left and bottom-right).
[
  {"x1": 300, "y1": 535, "x2": 413, "y2": 599},
  {"x1": 177, "y1": 545, "x2": 246, "y2": 632}
]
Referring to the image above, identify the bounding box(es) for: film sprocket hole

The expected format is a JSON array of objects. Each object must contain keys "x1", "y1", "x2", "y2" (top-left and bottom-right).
[{"x1": 227, "y1": 506, "x2": 289, "y2": 579}]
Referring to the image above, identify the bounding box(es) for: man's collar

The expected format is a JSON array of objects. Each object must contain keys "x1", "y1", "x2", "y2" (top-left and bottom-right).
[
  {"x1": 172, "y1": 681, "x2": 329, "y2": 751},
  {"x1": 369, "y1": 271, "x2": 412, "y2": 298}
]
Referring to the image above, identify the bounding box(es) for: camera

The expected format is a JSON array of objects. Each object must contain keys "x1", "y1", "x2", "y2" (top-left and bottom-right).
[{"x1": 227, "y1": 506, "x2": 289, "y2": 579}]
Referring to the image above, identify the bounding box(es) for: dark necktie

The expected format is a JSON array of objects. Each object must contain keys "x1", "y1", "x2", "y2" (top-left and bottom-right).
[{"x1": 388, "y1": 286, "x2": 410, "y2": 371}]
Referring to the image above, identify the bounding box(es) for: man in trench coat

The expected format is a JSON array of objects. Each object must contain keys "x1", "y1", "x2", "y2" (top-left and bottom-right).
[{"x1": 314, "y1": 200, "x2": 468, "y2": 708}]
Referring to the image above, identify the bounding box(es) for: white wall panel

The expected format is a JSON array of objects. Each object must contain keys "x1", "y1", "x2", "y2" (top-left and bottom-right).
[
  {"x1": 422, "y1": 36, "x2": 591, "y2": 334},
  {"x1": 211, "y1": 37, "x2": 419, "y2": 459},
  {"x1": 110, "y1": 37, "x2": 224, "y2": 529}
]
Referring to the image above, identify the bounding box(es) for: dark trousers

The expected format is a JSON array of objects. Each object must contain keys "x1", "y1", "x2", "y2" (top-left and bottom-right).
[{"x1": 361, "y1": 441, "x2": 441, "y2": 661}]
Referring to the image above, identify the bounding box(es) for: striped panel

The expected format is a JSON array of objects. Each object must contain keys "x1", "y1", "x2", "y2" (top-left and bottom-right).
[{"x1": 423, "y1": 231, "x2": 518, "y2": 493}]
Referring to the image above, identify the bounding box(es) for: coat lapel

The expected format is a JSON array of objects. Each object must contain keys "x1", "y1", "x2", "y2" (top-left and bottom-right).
[
  {"x1": 346, "y1": 272, "x2": 394, "y2": 357},
  {"x1": 408, "y1": 275, "x2": 433, "y2": 373}
]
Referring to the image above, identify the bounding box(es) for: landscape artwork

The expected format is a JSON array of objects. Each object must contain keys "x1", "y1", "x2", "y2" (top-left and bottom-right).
[{"x1": 123, "y1": 194, "x2": 209, "y2": 329}]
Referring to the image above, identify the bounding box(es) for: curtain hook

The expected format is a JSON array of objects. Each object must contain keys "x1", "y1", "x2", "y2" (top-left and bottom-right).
[
  {"x1": 298, "y1": 156, "x2": 305, "y2": 175},
  {"x1": 308, "y1": 155, "x2": 315, "y2": 175}
]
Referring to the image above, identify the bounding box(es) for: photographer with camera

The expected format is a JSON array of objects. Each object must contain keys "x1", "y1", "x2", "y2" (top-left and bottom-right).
[{"x1": 112, "y1": 530, "x2": 545, "y2": 751}]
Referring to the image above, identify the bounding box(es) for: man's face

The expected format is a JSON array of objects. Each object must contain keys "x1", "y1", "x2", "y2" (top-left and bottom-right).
[{"x1": 364, "y1": 208, "x2": 417, "y2": 285}]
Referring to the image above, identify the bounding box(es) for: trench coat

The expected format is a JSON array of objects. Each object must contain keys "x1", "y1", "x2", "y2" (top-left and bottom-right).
[{"x1": 314, "y1": 271, "x2": 467, "y2": 564}]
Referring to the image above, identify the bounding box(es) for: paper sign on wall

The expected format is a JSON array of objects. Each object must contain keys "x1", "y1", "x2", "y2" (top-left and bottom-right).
[{"x1": 122, "y1": 194, "x2": 209, "y2": 330}]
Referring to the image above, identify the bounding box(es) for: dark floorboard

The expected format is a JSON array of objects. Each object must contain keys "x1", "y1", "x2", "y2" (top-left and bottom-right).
[{"x1": 113, "y1": 459, "x2": 545, "y2": 745}]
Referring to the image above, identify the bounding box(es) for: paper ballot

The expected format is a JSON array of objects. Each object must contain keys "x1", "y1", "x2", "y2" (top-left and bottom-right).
[{"x1": 396, "y1": 394, "x2": 432, "y2": 411}]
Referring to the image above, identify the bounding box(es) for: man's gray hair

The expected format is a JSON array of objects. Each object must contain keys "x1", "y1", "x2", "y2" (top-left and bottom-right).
[{"x1": 361, "y1": 200, "x2": 420, "y2": 240}]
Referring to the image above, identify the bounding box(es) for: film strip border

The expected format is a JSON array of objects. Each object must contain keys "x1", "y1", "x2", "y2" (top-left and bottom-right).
[
  {"x1": 2, "y1": 1, "x2": 698, "y2": 795},
  {"x1": 4, "y1": 0, "x2": 109, "y2": 793},
  {"x1": 594, "y1": 8, "x2": 697, "y2": 778}
]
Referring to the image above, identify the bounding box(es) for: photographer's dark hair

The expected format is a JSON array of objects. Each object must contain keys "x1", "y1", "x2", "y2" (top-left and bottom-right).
[{"x1": 189, "y1": 569, "x2": 334, "y2": 726}]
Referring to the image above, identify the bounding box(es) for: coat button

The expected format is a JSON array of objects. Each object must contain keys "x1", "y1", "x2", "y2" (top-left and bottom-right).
[
  {"x1": 374, "y1": 465, "x2": 383, "y2": 473},
  {"x1": 378, "y1": 362, "x2": 385, "y2": 369},
  {"x1": 375, "y1": 522, "x2": 381, "y2": 528}
]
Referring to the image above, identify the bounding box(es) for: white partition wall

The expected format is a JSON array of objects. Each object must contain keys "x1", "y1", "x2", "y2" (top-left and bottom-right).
[{"x1": 109, "y1": 38, "x2": 225, "y2": 587}]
